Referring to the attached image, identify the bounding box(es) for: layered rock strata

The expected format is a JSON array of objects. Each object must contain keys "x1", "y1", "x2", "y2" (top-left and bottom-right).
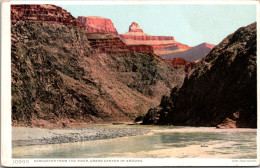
[
  {"x1": 77, "y1": 18, "x2": 154, "y2": 54},
  {"x1": 78, "y1": 16, "x2": 118, "y2": 35},
  {"x1": 119, "y1": 22, "x2": 191, "y2": 56},
  {"x1": 11, "y1": 5, "x2": 83, "y2": 27},
  {"x1": 87, "y1": 35, "x2": 131, "y2": 54},
  {"x1": 11, "y1": 5, "x2": 185, "y2": 127},
  {"x1": 128, "y1": 45, "x2": 154, "y2": 53},
  {"x1": 86, "y1": 34, "x2": 154, "y2": 54}
]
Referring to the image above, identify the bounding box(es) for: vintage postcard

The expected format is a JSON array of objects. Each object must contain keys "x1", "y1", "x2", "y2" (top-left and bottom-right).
[{"x1": 1, "y1": 0, "x2": 259, "y2": 166}]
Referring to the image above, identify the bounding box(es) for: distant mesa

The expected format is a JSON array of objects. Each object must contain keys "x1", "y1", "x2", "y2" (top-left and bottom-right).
[
  {"x1": 75, "y1": 17, "x2": 215, "y2": 65},
  {"x1": 77, "y1": 17, "x2": 154, "y2": 54},
  {"x1": 119, "y1": 22, "x2": 191, "y2": 56},
  {"x1": 77, "y1": 16, "x2": 118, "y2": 35},
  {"x1": 76, "y1": 17, "x2": 214, "y2": 60},
  {"x1": 162, "y1": 42, "x2": 215, "y2": 62}
]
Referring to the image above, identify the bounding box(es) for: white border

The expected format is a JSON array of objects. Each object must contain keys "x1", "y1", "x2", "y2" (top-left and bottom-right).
[
  {"x1": 1, "y1": 1, "x2": 12, "y2": 167},
  {"x1": 1, "y1": 0, "x2": 259, "y2": 167},
  {"x1": 3, "y1": 0, "x2": 259, "y2": 5}
]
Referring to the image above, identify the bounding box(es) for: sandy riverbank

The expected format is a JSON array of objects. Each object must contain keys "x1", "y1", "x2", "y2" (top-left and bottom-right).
[
  {"x1": 13, "y1": 125, "x2": 256, "y2": 147},
  {"x1": 12, "y1": 126, "x2": 150, "y2": 147}
]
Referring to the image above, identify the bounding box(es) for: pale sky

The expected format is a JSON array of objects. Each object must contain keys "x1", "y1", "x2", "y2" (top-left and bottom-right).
[{"x1": 60, "y1": 4, "x2": 256, "y2": 47}]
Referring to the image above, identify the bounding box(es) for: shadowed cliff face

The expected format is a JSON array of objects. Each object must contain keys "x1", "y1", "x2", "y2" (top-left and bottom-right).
[
  {"x1": 11, "y1": 5, "x2": 185, "y2": 128},
  {"x1": 143, "y1": 23, "x2": 257, "y2": 128}
]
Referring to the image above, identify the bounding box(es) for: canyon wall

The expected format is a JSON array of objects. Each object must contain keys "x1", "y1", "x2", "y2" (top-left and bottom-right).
[
  {"x1": 143, "y1": 23, "x2": 257, "y2": 128},
  {"x1": 11, "y1": 5, "x2": 84, "y2": 27},
  {"x1": 75, "y1": 17, "x2": 214, "y2": 65},
  {"x1": 11, "y1": 5, "x2": 185, "y2": 128}
]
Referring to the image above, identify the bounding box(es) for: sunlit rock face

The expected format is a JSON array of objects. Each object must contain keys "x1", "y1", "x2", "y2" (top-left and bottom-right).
[
  {"x1": 119, "y1": 22, "x2": 191, "y2": 56},
  {"x1": 77, "y1": 17, "x2": 155, "y2": 54},
  {"x1": 77, "y1": 16, "x2": 118, "y2": 35}
]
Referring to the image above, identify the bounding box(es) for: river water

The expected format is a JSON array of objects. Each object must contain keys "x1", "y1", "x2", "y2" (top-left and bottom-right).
[{"x1": 12, "y1": 126, "x2": 256, "y2": 158}]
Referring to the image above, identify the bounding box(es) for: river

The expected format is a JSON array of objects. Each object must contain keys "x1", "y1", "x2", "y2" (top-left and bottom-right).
[{"x1": 12, "y1": 125, "x2": 256, "y2": 158}]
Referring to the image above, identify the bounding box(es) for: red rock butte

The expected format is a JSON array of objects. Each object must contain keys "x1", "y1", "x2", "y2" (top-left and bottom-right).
[
  {"x1": 129, "y1": 22, "x2": 144, "y2": 33},
  {"x1": 77, "y1": 17, "x2": 154, "y2": 54},
  {"x1": 119, "y1": 22, "x2": 191, "y2": 56},
  {"x1": 77, "y1": 16, "x2": 118, "y2": 35},
  {"x1": 11, "y1": 5, "x2": 83, "y2": 28}
]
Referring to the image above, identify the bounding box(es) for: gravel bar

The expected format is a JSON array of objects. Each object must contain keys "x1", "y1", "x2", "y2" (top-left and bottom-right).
[{"x1": 12, "y1": 127, "x2": 150, "y2": 147}]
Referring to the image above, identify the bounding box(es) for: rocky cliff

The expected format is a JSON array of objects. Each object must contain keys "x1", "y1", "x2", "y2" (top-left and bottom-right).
[
  {"x1": 143, "y1": 23, "x2": 257, "y2": 128},
  {"x1": 171, "y1": 58, "x2": 196, "y2": 73},
  {"x1": 11, "y1": 5, "x2": 185, "y2": 128},
  {"x1": 77, "y1": 16, "x2": 118, "y2": 35},
  {"x1": 78, "y1": 18, "x2": 155, "y2": 54},
  {"x1": 163, "y1": 58, "x2": 197, "y2": 74},
  {"x1": 119, "y1": 22, "x2": 191, "y2": 56},
  {"x1": 11, "y1": 5, "x2": 84, "y2": 28},
  {"x1": 128, "y1": 45, "x2": 154, "y2": 53},
  {"x1": 162, "y1": 42, "x2": 215, "y2": 62},
  {"x1": 86, "y1": 34, "x2": 131, "y2": 54}
]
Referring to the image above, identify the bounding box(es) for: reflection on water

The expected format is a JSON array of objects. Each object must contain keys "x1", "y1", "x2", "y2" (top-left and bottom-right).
[{"x1": 13, "y1": 128, "x2": 256, "y2": 159}]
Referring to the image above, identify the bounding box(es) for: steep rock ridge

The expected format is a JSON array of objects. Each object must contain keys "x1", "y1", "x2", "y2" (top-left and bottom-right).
[
  {"x1": 12, "y1": 5, "x2": 185, "y2": 128},
  {"x1": 12, "y1": 5, "x2": 93, "y2": 127},
  {"x1": 77, "y1": 16, "x2": 118, "y2": 35},
  {"x1": 11, "y1": 5, "x2": 83, "y2": 28},
  {"x1": 119, "y1": 22, "x2": 191, "y2": 56},
  {"x1": 143, "y1": 23, "x2": 256, "y2": 128},
  {"x1": 162, "y1": 42, "x2": 215, "y2": 62}
]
